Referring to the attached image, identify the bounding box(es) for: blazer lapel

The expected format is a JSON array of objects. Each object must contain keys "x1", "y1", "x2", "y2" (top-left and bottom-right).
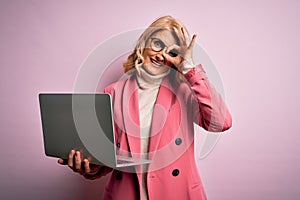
[{"x1": 121, "y1": 76, "x2": 141, "y2": 157}]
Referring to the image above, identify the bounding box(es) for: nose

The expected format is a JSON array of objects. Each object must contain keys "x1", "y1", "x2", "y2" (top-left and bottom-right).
[{"x1": 155, "y1": 53, "x2": 164, "y2": 61}]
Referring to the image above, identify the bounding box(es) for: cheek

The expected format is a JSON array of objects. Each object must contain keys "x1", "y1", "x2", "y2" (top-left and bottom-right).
[
  {"x1": 142, "y1": 50, "x2": 151, "y2": 63},
  {"x1": 143, "y1": 57, "x2": 151, "y2": 65}
]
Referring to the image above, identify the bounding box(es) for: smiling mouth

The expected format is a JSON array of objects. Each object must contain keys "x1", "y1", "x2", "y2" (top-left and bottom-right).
[{"x1": 150, "y1": 58, "x2": 163, "y2": 68}]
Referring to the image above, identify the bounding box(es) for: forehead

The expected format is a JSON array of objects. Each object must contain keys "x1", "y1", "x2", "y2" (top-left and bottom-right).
[{"x1": 150, "y1": 30, "x2": 177, "y2": 46}]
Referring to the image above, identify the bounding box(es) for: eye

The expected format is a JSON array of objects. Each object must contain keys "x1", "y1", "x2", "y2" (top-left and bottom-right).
[
  {"x1": 153, "y1": 39, "x2": 165, "y2": 50},
  {"x1": 168, "y1": 49, "x2": 178, "y2": 57}
]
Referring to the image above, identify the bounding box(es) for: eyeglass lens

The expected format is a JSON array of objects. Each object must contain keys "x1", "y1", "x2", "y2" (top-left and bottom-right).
[{"x1": 150, "y1": 38, "x2": 178, "y2": 57}]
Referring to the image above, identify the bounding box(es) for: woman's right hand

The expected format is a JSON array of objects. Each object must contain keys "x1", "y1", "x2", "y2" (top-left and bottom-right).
[{"x1": 58, "y1": 150, "x2": 102, "y2": 176}]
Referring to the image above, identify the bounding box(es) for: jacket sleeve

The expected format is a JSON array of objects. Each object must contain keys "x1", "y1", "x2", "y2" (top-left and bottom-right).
[{"x1": 184, "y1": 64, "x2": 232, "y2": 132}]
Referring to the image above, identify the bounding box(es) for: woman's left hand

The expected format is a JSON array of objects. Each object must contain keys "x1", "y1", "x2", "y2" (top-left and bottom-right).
[{"x1": 163, "y1": 28, "x2": 197, "y2": 73}]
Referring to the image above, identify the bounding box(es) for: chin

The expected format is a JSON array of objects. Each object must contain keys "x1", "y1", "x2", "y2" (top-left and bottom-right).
[
  {"x1": 143, "y1": 65, "x2": 166, "y2": 76},
  {"x1": 147, "y1": 69, "x2": 160, "y2": 76}
]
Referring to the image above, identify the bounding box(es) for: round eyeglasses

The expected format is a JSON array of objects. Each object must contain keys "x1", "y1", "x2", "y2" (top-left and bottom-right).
[{"x1": 150, "y1": 38, "x2": 179, "y2": 57}]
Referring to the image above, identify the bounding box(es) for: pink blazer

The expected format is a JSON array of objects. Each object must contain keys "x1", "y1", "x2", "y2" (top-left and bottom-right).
[{"x1": 85, "y1": 65, "x2": 232, "y2": 200}]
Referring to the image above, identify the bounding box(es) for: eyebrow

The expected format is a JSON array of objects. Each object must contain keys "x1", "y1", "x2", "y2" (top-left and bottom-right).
[
  {"x1": 151, "y1": 37, "x2": 164, "y2": 42},
  {"x1": 150, "y1": 37, "x2": 171, "y2": 46}
]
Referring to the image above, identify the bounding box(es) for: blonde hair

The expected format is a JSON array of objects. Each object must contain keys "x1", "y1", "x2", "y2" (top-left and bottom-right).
[{"x1": 123, "y1": 16, "x2": 190, "y2": 79}]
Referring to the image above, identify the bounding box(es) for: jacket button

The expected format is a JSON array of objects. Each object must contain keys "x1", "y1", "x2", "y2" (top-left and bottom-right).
[
  {"x1": 175, "y1": 138, "x2": 182, "y2": 145},
  {"x1": 117, "y1": 143, "x2": 120, "y2": 148},
  {"x1": 172, "y1": 169, "x2": 180, "y2": 176}
]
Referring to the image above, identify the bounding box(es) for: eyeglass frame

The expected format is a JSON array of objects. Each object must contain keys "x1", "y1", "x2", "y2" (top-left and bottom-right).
[{"x1": 148, "y1": 38, "x2": 179, "y2": 57}]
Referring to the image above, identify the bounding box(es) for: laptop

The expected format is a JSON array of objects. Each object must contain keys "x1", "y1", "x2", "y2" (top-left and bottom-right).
[{"x1": 39, "y1": 93, "x2": 152, "y2": 168}]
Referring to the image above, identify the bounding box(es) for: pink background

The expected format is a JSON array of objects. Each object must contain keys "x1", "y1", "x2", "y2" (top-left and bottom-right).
[{"x1": 1, "y1": 0, "x2": 299, "y2": 199}]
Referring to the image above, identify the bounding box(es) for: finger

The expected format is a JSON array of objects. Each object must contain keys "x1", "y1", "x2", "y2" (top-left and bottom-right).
[
  {"x1": 166, "y1": 44, "x2": 182, "y2": 58},
  {"x1": 58, "y1": 158, "x2": 67, "y2": 165},
  {"x1": 84, "y1": 159, "x2": 91, "y2": 174},
  {"x1": 181, "y1": 27, "x2": 190, "y2": 46},
  {"x1": 187, "y1": 34, "x2": 197, "y2": 50},
  {"x1": 162, "y1": 51, "x2": 182, "y2": 68},
  {"x1": 163, "y1": 51, "x2": 176, "y2": 64},
  {"x1": 68, "y1": 150, "x2": 75, "y2": 168},
  {"x1": 167, "y1": 44, "x2": 180, "y2": 52},
  {"x1": 75, "y1": 151, "x2": 82, "y2": 170}
]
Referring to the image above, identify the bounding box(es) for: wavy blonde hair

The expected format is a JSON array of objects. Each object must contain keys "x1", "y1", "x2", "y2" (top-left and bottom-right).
[{"x1": 123, "y1": 16, "x2": 190, "y2": 81}]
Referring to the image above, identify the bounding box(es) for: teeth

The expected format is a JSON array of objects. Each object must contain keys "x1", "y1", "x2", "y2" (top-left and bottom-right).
[{"x1": 151, "y1": 58, "x2": 162, "y2": 67}]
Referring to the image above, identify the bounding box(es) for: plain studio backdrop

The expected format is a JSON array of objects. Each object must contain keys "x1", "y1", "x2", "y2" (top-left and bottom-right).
[{"x1": 0, "y1": 0, "x2": 299, "y2": 199}]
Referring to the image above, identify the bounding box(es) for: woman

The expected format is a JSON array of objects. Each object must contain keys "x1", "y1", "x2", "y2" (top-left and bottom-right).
[{"x1": 59, "y1": 16, "x2": 232, "y2": 200}]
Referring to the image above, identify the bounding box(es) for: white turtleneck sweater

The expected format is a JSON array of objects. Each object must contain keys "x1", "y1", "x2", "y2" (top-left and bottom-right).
[{"x1": 136, "y1": 67, "x2": 170, "y2": 200}]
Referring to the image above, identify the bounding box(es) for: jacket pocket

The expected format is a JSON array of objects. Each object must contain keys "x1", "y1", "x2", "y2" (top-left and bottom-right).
[{"x1": 189, "y1": 183, "x2": 207, "y2": 200}]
